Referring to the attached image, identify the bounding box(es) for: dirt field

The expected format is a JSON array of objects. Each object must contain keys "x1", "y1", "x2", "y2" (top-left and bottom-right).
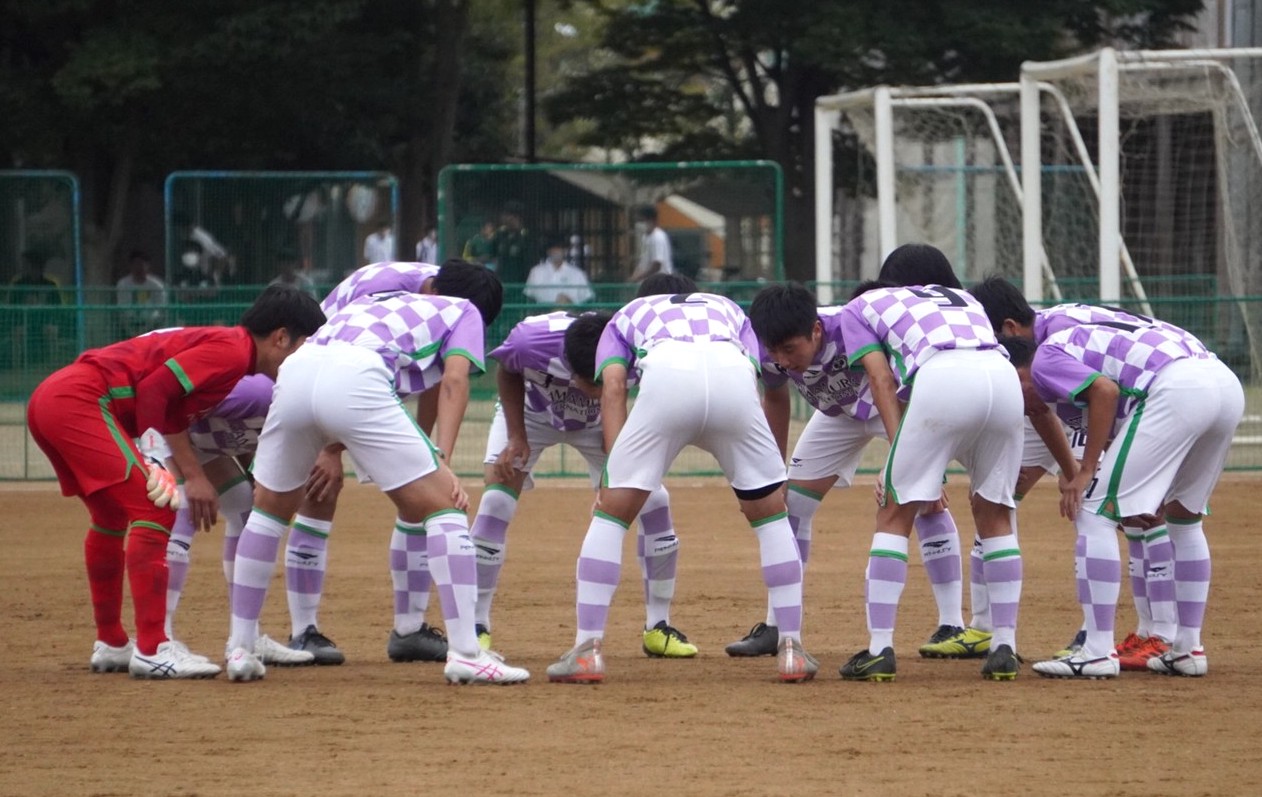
[{"x1": 3, "y1": 475, "x2": 1261, "y2": 797}]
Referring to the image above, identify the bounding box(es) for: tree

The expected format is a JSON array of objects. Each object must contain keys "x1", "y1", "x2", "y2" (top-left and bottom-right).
[{"x1": 544, "y1": 0, "x2": 1204, "y2": 281}]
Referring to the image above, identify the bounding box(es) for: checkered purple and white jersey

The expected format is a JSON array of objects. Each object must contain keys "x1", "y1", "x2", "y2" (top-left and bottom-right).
[
  {"x1": 187, "y1": 374, "x2": 273, "y2": 457},
  {"x1": 759, "y1": 306, "x2": 876, "y2": 420},
  {"x1": 839, "y1": 285, "x2": 1000, "y2": 399},
  {"x1": 312, "y1": 293, "x2": 485, "y2": 397},
  {"x1": 490, "y1": 312, "x2": 602, "y2": 432},
  {"x1": 1034, "y1": 303, "x2": 1206, "y2": 347},
  {"x1": 594, "y1": 292, "x2": 758, "y2": 379},
  {"x1": 320, "y1": 262, "x2": 440, "y2": 317},
  {"x1": 1030, "y1": 318, "x2": 1214, "y2": 418}
]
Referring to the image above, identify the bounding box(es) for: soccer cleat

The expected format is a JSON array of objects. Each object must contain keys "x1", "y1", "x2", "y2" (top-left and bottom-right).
[
  {"x1": 226, "y1": 647, "x2": 266, "y2": 682},
  {"x1": 1053, "y1": 629, "x2": 1087, "y2": 659},
  {"x1": 386, "y1": 624, "x2": 448, "y2": 663},
  {"x1": 1113, "y1": 632, "x2": 1145, "y2": 658},
  {"x1": 129, "y1": 641, "x2": 222, "y2": 680},
  {"x1": 288, "y1": 625, "x2": 345, "y2": 666},
  {"x1": 547, "y1": 639, "x2": 605, "y2": 684},
  {"x1": 980, "y1": 644, "x2": 1021, "y2": 681},
  {"x1": 475, "y1": 623, "x2": 492, "y2": 652},
  {"x1": 1032, "y1": 652, "x2": 1120, "y2": 679},
  {"x1": 642, "y1": 620, "x2": 699, "y2": 658},
  {"x1": 1147, "y1": 648, "x2": 1208, "y2": 677},
  {"x1": 167, "y1": 639, "x2": 211, "y2": 664},
  {"x1": 256, "y1": 634, "x2": 316, "y2": 666},
  {"x1": 724, "y1": 622, "x2": 780, "y2": 657},
  {"x1": 1119, "y1": 635, "x2": 1170, "y2": 671},
  {"x1": 919, "y1": 626, "x2": 992, "y2": 659},
  {"x1": 444, "y1": 649, "x2": 530, "y2": 685},
  {"x1": 840, "y1": 647, "x2": 897, "y2": 682},
  {"x1": 776, "y1": 637, "x2": 819, "y2": 683},
  {"x1": 90, "y1": 639, "x2": 135, "y2": 673}
]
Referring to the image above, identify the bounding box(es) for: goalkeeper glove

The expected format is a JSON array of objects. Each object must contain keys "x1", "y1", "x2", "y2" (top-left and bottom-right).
[{"x1": 144, "y1": 462, "x2": 182, "y2": 510}]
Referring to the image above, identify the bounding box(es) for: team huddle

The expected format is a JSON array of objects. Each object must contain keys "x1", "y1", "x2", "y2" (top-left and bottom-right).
[{"x1": 28, "y1": 243, "x2": 1242, "y2": 685}]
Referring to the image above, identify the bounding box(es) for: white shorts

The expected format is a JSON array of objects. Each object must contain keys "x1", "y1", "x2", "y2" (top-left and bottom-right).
[
  {"x1": 787, "y1": 410, "x2": 887, "y2": 487},
  {"x1": 1084, "y1": 357, "x2": 1243, "y2": 519},
  {"x1": 138, "y1": 429, "x2": 223, "y2": 469},
  {"x1": 886, "y1": 349, "x2": 1023, "y2": 506},
  {"x1": 482, "y1": 404, "x2": 606, "y2": 490},
  {"x1": 252, "y1": 342, "x2": 440, "y2": 493},
  {"x1": 1020, "y1": 414, "x2": 1085, "y2": 472},
  {"x1": 605, "y1": 340, "x2": 786, "y2": 492}
]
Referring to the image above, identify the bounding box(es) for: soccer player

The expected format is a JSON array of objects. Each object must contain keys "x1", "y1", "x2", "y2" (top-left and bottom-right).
[
  {"x1": 969, "y1": 276, "x2": 1190, "y2": 669},
  {"x1": 733, "y1": 282, "x2": 970, "y2": 657},
  {"x1": 26, "y1": 285, "x2": 326, "y2": 679},
  {"x1": 223, "y1": 286, "x2": 530, "y2": 685},
  {"x1": 1004, "y1": 314, "x2": 1243, "y2": 679},
  {"x1": 836, "y1": 277, "x2": 1025, "y2": 682},
  {"x1": 546, "y1": 289, "x2": 817, "y2": 684}
]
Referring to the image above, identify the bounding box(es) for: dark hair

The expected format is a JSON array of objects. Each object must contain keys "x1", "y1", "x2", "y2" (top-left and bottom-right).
[
  {"x1": 748, "y1": 283, "x2": 818, "y2": 347},
  {"x1": 636, "y1": 272, "x2": 696, "y2": 297},
  {"x1": 563, "y1": 311, "x2": 613, "y2": 382},
  {"x1": 433, "y1": 258, "x2": 504, "y2": 326},
  {"x1": 968, "y1": 276, "x2": 1035, "y2": 334},
  {"x1": 878, "y1": 243, "x2": 962, "y2": 289},
  {"x1": 636, "y1": 205, "x2": 658, "y2": 222},
  {"x1": 998, "y1": 334, "x2": 1037, "y2": 368},
  {"x1": 240, "y1": 285, "x2": 326, "y2": 339},
  {"x1": 128, "y1": 249, "x2": 149, "y2": 263},
  {"x1": 850, "y1": 279, "x2": 892, "y2": 300}
]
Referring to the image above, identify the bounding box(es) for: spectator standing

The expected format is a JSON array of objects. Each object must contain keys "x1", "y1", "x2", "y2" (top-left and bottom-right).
[
  {"x1": 416, "y1": 227, "x2": 439, "y2": 264},
  {"x1": 363, "y1": 220, "x2": 395, "y2": 264},
  {"x1": 462, "y1": 219, "x2": 497, "y2": 269},
  {"x1": 629, "y1": 205, "x2": 673, "y2": 282},
  {"x1": 116, "y1": 250, "x2": 168, "y2": 336}
]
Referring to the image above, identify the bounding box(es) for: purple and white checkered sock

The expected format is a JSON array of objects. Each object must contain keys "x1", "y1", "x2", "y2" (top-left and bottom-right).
[
  {"x1": 1122, "y1": 525, "x2": 1152, "y2": 638},
  {"x1": 638, "y1": 486, "x2": 678, "y2": 629},
  {"x1": 575, "y1": 512, "x2": 627, "y2": 645},
  {"x1": 1169, "y1": 519, "x2": 1210, "y2": 654},
  {"x1": 753, "y1": 511, "x2": 803, "y2": 641},
  {"x1": 1075, "y1": 510, "x2": 1121, "y2": 659},
  {"x1": 1144, "y1": 524, "x2": 1177, "y2": 642},
  {"x1": 425, "y1": 510, "x2": 479, "y2": 656},
  {"x1": 390, "y1": 518, "x2": 430, "y2": 636},
  {"x1": 764, "y1": 486, "x2": 821, "y2": 626},
  {"x1": 471, "y1": 484, "x2": 518, "y2": 629},
  {"x1": 164, "y1": 497, "x2": 196, "y2": 638},
  {"x1": 914, "y1": 509, "x2": 963, "y2": 629},
  {"x1": 228, "y1": 509, "x2": 288, "y2": 652},
  {"x1": 286, "y1": 515, "x2": 331, "y2": 637},
  {"x1": 980, "y1": 533, "x2": 1022, "y2": 650},
  {"x1": 866, "y1": 531, "x2": 908, "y2": 654}
]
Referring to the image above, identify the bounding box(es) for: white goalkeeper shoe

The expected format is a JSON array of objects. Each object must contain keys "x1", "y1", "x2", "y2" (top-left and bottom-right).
[
  {"x1": 129, "y1": 641, "x2": 222, "y2": 680},
  {"x1": 90, "y1": 639, "x2": 134, "y2": 673}
]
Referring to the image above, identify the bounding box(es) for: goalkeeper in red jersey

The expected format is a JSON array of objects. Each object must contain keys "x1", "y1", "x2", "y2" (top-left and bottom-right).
[{"x1": 27, "y1": 285, "x2": 325, "y2": 680}]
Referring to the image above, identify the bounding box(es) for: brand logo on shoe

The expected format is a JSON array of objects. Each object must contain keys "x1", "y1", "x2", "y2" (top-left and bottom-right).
[
  {"x1": 456, "y1": 658, "x2": 503, "y2": 680},
  {"x1": 853, "y1": 655, "x2": 885, "y2": 673},
  {"x1": 136, "y1": 656, "x2": 176, "y2": 677}
]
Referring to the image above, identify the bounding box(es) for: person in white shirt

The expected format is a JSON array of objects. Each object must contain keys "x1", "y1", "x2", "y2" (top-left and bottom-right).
[
  {"x1": 415, "y1": 227, "x2": 439, "y2": 264},
  {"x1": 363, "y1": 220, "x2": 394, "y2": 264},
  {"x1": 524, "y1": 240, "x2": 594, "y2": 305},
  {"x1": 115, "y1": 249, "x2": 168, "y2": 335},
  {"x1": 630, "y1": 205, "x2": 673, "y2": 282}
]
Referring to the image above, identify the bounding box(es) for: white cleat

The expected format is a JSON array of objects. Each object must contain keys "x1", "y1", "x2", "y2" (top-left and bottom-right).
[
  {"x1": 255, "y1": 634, "x2": 316, "y2": 666},
  {"x1": 128, "y1": 641, "x2": 222, "y2": 680},
  {"x1": 1147, "y1": 648, "x2": 1208, "y2": 677},
  {"x1": 90, "y1": 639, "x2": 134, "y2": 673},
  {"x1": 444, "y1": 649, "x2": 530, "y2": 685},
  {"x1": 226, "y1": 647, "x2": 267, "y2": 682},
  {"x1": 167, "y1": 639, "x2": 211, "y2": 664},
  {"x1": 1032, "y1": 652, "x2": 1120, "y2": 680}
]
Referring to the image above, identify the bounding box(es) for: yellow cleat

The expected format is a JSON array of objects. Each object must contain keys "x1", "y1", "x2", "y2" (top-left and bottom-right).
[
  {"x1": 918, "y1": 626, "x2": 992, "y2": 659},
  {"x1": 642, "y1": 621, "x2": 699, "y2": 658},
  {"x1": 475, "y1": 624, "x2": 492, "y2": 652}
]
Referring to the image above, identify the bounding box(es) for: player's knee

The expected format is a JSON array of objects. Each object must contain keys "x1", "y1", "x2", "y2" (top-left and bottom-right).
[{"x1": 733, "y1": 481, "x2": 785, "y2": 502}]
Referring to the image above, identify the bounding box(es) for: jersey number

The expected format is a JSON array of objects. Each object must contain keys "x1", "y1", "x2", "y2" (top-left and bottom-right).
[
  {"x1": 908, "y1": 286, "x2": 968, "y2": 308},
  {"x1": 668, "y1": 293, "x2": 705, "y2": 305}
]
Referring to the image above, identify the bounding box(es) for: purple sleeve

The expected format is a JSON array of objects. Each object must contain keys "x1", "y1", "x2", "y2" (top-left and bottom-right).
[
  {"x1": 488, "y1": 323, "x2": 529, "y2": 374},
  {"x1": 594, "y1": 320, "x2": 633, "y2": 380},
  {"x1": 737, "y1": 314, "x2": 760, "y2": 362},
  {"x1": 210, "y1": 374, "x2": 274, "y2": 420},
  {"x1": 439, "y1": 304, "x2": 487, "y2": 373},
  {"x1": 838, "y1": 301, "x2": 881, "y2": 360},
  {"x1": 1030, "y1": 344, "x2": 1100, "y2": 406}
]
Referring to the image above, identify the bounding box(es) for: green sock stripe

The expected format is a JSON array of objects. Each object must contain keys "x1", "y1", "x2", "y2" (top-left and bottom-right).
[
  {"x1": 1014, "y1": 492, "x2": 1025, "y2": 502},
  {"x1": 982, "y1": 548, "x2": 1021, "y2": 562},
  {"x1": 786, "y1": 484, "x2": 824, "y2": 501},
  {"x1": 423, "y1": 508, "x2": 466, "y2": 524},
  {"x1": 217, "y1": 474, "x2": 250, "y2": 494},
  {"x1": 750, "y1": 511, "x2": 789, "y2": 528},
  {"x1": 870, "y1": 548, "x2": 909, "y2": 562},
  {"x1": 1123, "y1": 529, "x2": 1146, "y2": 541},
  {"x1": 90, "y1": 524, "x2": 126, "y2": 538},
  {"x1": 253, "y1": 507, "x2": 290, "y2": 526},
  {"x1": 485, "y1": 483, "x2": 520, "y2": 500},
  {"x1": 394, "y1": 521, "x2": 426, "y2": 536},
  {"x1": 292, "y1": 521, "x2": 330, "y2": 539},
  {"x1": 593, "y1": 510, "x2": 630, "y2": 529},
  {"x1": 128, "y1": 520, "x2": 170, "y2": 535},
  {"x1": 1166, "y1": 517, "x2": 1201, "y2": 526},
  {"x1": 1144, "y1": 527, "x2": 1170, "y2": 541}
]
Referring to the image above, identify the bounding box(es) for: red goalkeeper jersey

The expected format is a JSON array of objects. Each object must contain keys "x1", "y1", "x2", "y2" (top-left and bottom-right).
[{"x1": 75, "y1": 326, "x2": 259, "y2": 437}]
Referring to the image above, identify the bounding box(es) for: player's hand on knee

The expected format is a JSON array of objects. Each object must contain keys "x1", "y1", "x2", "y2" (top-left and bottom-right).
[
  {"x1": 144, "y1": 461, "x2": 181, "y2": 511},
  {"x1": 182, "y1": 475, "x2": 220, "y2": 532}
]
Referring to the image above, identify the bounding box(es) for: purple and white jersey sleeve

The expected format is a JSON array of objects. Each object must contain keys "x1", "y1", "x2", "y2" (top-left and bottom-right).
[
  {"x1": 490, "y1": 312, "x2": 602, "y2": 432},
  {"x1": 1030, "y1": 320, "x2": 1213, "y2": 418},
  {"x1": 314, "y1": 293, "x2": 485, "y2": 397},
  {"x1": 594, "y1": 292, "x2": 753, "y2": 379},
  {"x1": 187, "y1": 374, "x2": 274, "y2": 457},
  {"x1": 1034, "y1": 303, "x2": 1208, "y2": 348},
  {"x1": 759, "y1": 307, "x2": 876, "y2": 420},
  {"x1": 320, "y1": 262, "x2": 440, "y2": 317},
  {"x1": 840, "y1": 285, "x2": 999, "y2": 399}
]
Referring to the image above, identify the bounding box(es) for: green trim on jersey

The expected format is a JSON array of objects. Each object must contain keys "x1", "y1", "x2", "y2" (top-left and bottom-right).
[
  {"x1": 982, "y1": 547, "x2": 1021, "y2": 562},
  {"x1": 750, "y1": 511, "x2": 788, "y2": 528},
  {"x1": 402, "y1": 340, "x2": 442, "y2": 361},
  {"x1": 882, "y1": 407, "x2": 911, "y2": 507},
  {"x1": 1096, "y1": 399, "x2": 1146, "y2": 521},
  {"x1": 1066, "y1": 373, "x2": 1101, "y2": 406},
  {"x1": 485, "y1": 483, "x2": 521, "y2": 500},
  {"x1": 847, "y1": 343, "x2": 882, "y2": 368},
  {"x1": 593, "y1": 510, "x2": 630, "y2": 529},
  {"x1": 870, "y1": 548, "x2": 909, "y2": 562},
  {"x1": 443, "y1": 347, "x2": 485, "y2": 373},
  {"x1": 594, "y1": 356, "x2": 629, "y2": 384},
  {"x1": 786, "y1": 483, "x2": 825, "y2": 501},
  {"x1": 107, "y1": 386, "x2": 135, "y2": 399},
  {"x1": 164, "y1": 358, "x2": 195, "y2": 394},
  {"x1": 98, "y1": 394, "x2": 142, "y2": 482}
]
